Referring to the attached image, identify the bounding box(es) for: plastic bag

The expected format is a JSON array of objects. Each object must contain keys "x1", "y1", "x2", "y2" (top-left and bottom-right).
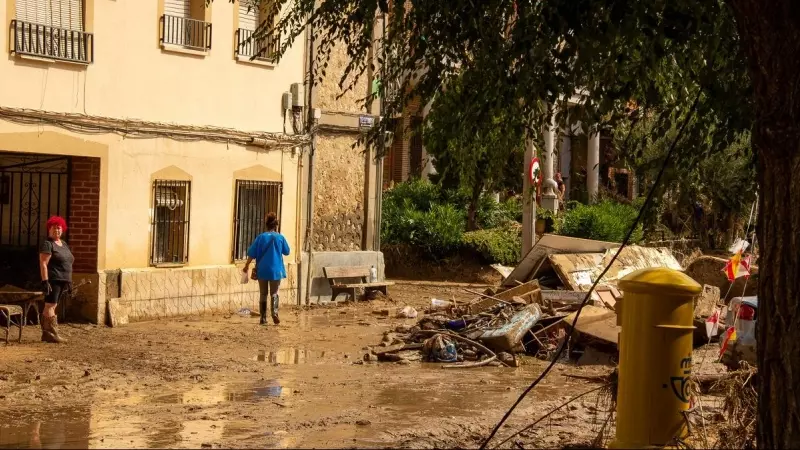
[
  {"x1": 397, "y1": 305, "x2": 418, "y2": 319},
  {"x1": 240, "y1": 270, "x2": 250, "y2": 285}
]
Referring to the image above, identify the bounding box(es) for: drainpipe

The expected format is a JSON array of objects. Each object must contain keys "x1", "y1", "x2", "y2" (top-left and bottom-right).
[
  {"x1": 374, "y1": 12, "x2": 388, "y2": 252},
  {"x1": 303, "y1": 13, "x2": 317, "y2": 306},
  {"x1": 296, "y1": 146, "x2": 304, "y2": 306}
]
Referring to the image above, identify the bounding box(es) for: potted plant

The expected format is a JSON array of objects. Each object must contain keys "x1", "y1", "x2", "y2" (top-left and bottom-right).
[{"x1": 536, "y1": 207, "x2": 557, "y2": 234}]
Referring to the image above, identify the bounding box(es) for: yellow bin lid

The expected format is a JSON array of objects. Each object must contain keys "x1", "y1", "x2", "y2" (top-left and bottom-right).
[{"x1": 618, "y1": 267, "x2": 702, "y2": 296}]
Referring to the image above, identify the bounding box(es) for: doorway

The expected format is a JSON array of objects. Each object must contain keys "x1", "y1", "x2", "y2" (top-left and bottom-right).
[{"x1": 0, "y1": 152, "x2": 71, "y2": 289}]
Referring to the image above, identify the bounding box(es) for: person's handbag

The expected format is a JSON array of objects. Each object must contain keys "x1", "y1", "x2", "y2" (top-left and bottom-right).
[{"x1": 250, "y1": 266, "x2": 258, "y2": 281}]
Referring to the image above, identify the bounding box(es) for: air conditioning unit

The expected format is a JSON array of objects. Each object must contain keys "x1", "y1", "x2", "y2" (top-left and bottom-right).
[{"x1": 290, "y1": 83, "x2": 304, "y2": 108}]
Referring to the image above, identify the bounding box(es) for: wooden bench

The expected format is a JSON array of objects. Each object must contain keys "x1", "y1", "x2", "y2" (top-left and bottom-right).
[{"x1": 323, "y1": 266, "x2": 394, "y2": 302}]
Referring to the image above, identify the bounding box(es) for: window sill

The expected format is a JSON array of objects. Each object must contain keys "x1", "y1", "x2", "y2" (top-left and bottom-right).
[
  {"x1": 236, "y1": 55, "x2": 276, "y2": 68},
  {"x1": 152, "y1": 263, "x2": 187, "y2": 269},
  {"x1": 161, "y1": 43, "x2": 209, "y2": 57},
  {"x1": 15, "y1": 53, "x2": 90, "y2": 67}
]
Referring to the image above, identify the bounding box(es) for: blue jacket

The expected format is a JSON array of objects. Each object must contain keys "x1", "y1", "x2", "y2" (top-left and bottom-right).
[{"x1": 247, "y1": 232, "x2": 290, "y2": 281}]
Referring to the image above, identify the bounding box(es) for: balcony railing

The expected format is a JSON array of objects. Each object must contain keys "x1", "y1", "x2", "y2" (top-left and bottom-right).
[
  {"x1": 235, "y1": 28, "x2": 280, "y2": 61},
  {"x1": 160, "y1": 15, "x2": 212, "y2": 51},
  {"x1": 10, "y1": 20, "x2": 93, "y2": 64}
]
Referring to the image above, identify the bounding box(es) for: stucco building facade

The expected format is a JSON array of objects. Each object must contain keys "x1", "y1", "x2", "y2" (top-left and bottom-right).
[{"x1": 0, "y1": 0, "x2": 313, "y2": 323}]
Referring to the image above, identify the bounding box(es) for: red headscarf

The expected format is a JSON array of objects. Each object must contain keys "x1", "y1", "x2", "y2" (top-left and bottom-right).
[{"x1": 46, "y1": 216, "x2": 67, "y2": 233}]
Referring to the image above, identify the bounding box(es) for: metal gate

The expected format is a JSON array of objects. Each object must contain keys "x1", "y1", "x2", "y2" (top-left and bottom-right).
[{"x1": 0, "y1": 153, "x2": 70, "y2": 248}]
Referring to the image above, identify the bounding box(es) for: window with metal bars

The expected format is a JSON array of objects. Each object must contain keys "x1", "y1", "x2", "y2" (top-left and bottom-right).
[
  {"x1": 233, "y1": 180, "x2": 282, "y2": 261},
  {"x1": 151, "y1": 180, "x2": 191, "y2": 266}
]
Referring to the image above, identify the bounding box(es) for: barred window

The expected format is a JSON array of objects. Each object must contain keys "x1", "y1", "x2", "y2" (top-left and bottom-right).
[
  {"x1": 151, "y1": 180, "x2": 191, "y2": 265},
  {"x1": 233, "y1": 180, "x2": 282, "y2": 261}
]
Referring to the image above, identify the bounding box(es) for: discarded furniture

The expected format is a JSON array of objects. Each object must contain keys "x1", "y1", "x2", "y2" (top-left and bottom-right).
[
  {"x1": 0, "y1": 286, "x2": 43, "y2": 326},
  {"x1": 323, "y1": 266, "x2": 394, "y2": 302},
  {"x1": 0, "y1": 305, "x2": 24, "y2": 344}
]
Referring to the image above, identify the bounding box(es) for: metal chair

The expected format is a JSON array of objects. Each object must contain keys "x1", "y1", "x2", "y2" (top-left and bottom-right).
[{"x1": 0, "y1": 305, "x2": 24, "y2": 344}]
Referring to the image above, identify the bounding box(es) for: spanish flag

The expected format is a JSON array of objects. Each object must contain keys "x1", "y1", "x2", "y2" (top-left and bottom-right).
[
  {"x1": 719, "y1": 326, "x2": 738, "y2": 358},
  {"x1": 723, "y1": 251, "x2": 751, "y2": 282}
]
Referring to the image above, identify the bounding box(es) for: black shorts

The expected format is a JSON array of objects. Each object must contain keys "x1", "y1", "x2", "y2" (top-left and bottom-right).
[{"x1": 45, "y1": 281, "x2": 70, "y2": 304}]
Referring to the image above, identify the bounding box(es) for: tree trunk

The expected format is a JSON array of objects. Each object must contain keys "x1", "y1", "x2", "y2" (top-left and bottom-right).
[
  {"x1": 728, "y1": 1, "x2": 800, "y2": 446},
  {"x1": 467, "y1": 179, "x2": 482, "y2": 231},
  {"x1": 467, "y1": 168, "x2": 485, "y2": 231}
]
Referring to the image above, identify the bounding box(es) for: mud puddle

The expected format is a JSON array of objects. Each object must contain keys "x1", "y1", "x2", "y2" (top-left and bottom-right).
[
  {"x1": 252, "y1": 348, "x2": 329, "y2": 364},
  {"x1": 0, "y1": 379, "x2": 297, "y2": 449},
  {"x1": 0, "y1": 405, "x2": 276, "y2": 449}
]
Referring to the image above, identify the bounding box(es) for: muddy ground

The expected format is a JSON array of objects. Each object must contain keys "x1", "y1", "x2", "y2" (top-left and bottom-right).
[{"x1": 1, "y1": 282, "x2": 729, "y2": 449}]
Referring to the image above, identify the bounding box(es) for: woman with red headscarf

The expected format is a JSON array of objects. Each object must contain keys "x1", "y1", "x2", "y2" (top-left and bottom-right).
[{"x1": 38, "y1": 216, "x2": 73, "y2": 343}]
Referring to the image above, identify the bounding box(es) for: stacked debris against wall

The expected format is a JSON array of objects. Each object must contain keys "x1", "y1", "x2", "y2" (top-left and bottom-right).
[{"x1": 364, "y1": 235, "x2": 735, "y2": 368}]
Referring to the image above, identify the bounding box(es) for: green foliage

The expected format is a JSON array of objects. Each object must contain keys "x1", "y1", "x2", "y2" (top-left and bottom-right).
[
  {"x1": 381, "y1": 180, "x2": 465, "y2": 259},
  {"x1": 411, "y1": 204, "x2": 467, "y2": 258},
  {"x1": 477, "y1": 196, "x2": 523, "y2": 229},
  {"x1": 619, "y1": 115, "x2": 756, "y2": 245},
  {"x1": 424, "y1": 76, "x2": 526, "y2": 198},
  {"x1": 382, "y1": 180, "x2": 523, "y2": 260},
  {"x1": 558, "y1": 201, "x2": 644, "y2": 244},
  {"x1": 382, "y1": 178, "x2": 442, "y2": 212},
  {"x1": 462, "y1": 223, "x2": 522, "y2": 265}
]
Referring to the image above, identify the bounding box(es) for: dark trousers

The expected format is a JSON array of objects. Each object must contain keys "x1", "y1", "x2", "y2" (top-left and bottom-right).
[{"x1": 257, "y1": 280, "x2": 280, "y2": 317}]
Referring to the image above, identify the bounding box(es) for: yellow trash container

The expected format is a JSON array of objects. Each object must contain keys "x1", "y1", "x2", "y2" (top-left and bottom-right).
[{"x1": 611, "y1": 267, "x2": 702, "y2": 448}]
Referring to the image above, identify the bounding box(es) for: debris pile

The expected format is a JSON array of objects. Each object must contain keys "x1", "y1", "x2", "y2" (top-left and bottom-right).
[
  {"x1": 363, "y1": 276, "x2": 620, "y2": 367},
  {"x1": 364, "y1": 236, "x2": 716, "y2": 367}
]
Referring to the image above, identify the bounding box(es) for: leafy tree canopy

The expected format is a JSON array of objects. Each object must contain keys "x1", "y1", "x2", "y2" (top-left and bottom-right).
[
  {"x1": 239, "y1": 0, "x2": 752, "y2": 171},
  {"x1": 424, "y1": 75, "x2": 527, "y2": 196}
]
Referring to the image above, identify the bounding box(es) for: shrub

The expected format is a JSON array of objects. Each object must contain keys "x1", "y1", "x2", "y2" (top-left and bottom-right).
[
  {"x1": 462, "y1": 222, "x2": 522, "y2": 265},
  {"x1": 383, "y1": 178, "x2": 442, "y2": 212},
  {"x1": 381, "y1": 181, "x2": 465, "y2": 259},
  {"x1": 558, "y1": 200, "x2": 644, "y2": 243},
  {"x1": 477, "y1": 195, "x2": 523, "y2": 229},
  {"x1": 414, "y1": 204, "x2": 466, "y2": 258}
]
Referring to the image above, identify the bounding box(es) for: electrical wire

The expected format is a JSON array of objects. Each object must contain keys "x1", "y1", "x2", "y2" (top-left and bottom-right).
[
  {"x1": 492, "y1": 384, "x2": 611, "y2": 448},
  {"x1": 0, "y1": 107, "x2": 310, "y2": 150},
  {"x1": 479, "y1": 86, "x2": 707, "y2": 449}
]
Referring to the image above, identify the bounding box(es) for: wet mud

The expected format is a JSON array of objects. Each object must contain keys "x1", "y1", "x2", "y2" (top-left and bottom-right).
[{"x1": 0, "y1": 283, "x2": 724, "y2": 448}]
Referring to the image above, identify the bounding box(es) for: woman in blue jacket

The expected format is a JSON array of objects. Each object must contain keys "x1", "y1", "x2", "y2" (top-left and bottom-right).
[{"x1": 243, "y1": 213, "x2": 290, "y2": 325}]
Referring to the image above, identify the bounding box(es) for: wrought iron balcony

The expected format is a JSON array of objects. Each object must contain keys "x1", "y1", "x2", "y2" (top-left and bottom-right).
[
  {"x1": 235, "y1": 28, "x2": 280, "y2": 61},
  {"x1": 160, "y1": 15, "x2": 212, "y2": 51},
  {"x1": 10, "y1": 20, "x2": 94, "y2": 64}
]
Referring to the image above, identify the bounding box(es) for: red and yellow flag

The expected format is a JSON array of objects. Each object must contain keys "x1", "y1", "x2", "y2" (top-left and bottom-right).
[
  {"x1": 723, "y1": 251, "x2": 751, "y2": 282},
  {"x1": 719, "y1": 326, "x2": 738, "y2": 358}
]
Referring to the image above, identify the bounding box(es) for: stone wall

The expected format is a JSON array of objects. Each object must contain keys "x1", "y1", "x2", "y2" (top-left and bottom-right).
[
  {"x1": 312, "y1": 134, "x2": 365, "y2": 251},
  {"x1": 301, "y1": 251, "x2": 385, "y2": 304},
  {"x1": 314, "y1": 40, "x2": 371, "y2": 114},
  {"x1": 72, "y1": 263, "x2": 299, "y2": 324}
]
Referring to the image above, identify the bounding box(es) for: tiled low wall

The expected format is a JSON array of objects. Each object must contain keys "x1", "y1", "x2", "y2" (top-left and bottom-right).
[{"x1": 112, "y1": 264, "x2": 298, "y2": 323}]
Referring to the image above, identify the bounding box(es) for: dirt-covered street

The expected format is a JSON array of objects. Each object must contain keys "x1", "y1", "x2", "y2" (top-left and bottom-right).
[{"x1": 0, "y1": 282, "x2": 727, "y2": 449}]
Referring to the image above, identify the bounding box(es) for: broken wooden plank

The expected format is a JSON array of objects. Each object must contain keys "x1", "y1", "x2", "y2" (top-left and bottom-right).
[
  {"x1": 562, "y1": 305, "x2": 620, "y2": 346},
  {"x1": 373, "y1": 343, "x2": 423, "y2": 356}
]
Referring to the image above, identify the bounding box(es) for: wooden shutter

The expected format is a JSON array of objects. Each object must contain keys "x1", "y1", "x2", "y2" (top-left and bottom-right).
[
  {"x1": 238, "y1": 0, "x2": 258, "y2": 31},
  {"x1": 164, "y1": 0, "x2": 190, "y2": 17}
]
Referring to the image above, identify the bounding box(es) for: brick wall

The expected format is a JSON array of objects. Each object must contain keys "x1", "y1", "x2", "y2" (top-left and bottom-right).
[{"x1": 68, "y1": 157, "x2": 100, "y2": 273}]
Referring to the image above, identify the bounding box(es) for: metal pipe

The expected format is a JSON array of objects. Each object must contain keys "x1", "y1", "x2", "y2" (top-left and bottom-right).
[
  {"x1": 302, "y1": 9, "x2": 317, "y2": 307},
  {"x1": 374, "y1": 12, "x2": 388, "y2": 252}
]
